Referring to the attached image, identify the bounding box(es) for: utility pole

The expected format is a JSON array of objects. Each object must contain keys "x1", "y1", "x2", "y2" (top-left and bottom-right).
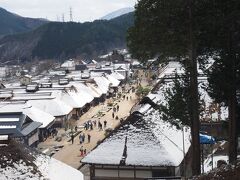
[
  {"x1": 62, "y1": 14, "x2": 65, "y2": 22},
  {"x1": 188, "y1": 0, "x2": 201, "y2": 175},
  {"x1": 70, "y1": 7, "x2": 73, "y2": 22}
]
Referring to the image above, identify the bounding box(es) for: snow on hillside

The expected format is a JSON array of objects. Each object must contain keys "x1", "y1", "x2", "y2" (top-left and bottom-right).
[
  {"x1": 101, "y1": 7, "x2": 134, "y2": 20},
  {"x1": 0, "y1": 141, "x2": 84, "y2": 180}
]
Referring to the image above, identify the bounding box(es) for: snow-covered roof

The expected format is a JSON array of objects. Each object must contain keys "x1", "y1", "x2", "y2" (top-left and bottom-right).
[
  {"x1": 52, "y1": 87, "x2": 93, "y2": 109},
  {"x1": 69, "y1": 83, "x2": 94, "y2": 103},
  {"x1": 72, "y1": 82, "x2": 101, "y2": 98},
  {"x1": 0, "y1": 112, "x2": 42, "y2": 137},
  {"x1": 0, "y1": 102, "x2": 55, "y2": 128},
  {"x1": 93, "y1": 76, "x2": 110, "y2": 94},
  {"x1": 36, "y1": 156, "x2": 84, "y2": 180},
  {"x1": 110, "y1": 71, "x2": 125, "y2": 80},
  {"x1": 48, "y1": 70, "x2": 66, "y2": 76},
  {"x1": 23, "y1": 75, "x2": 32, "y2": 79},
  {"x1": 28, "y1": 99, "x2": 73, "y2": 117},
  {"x1": 132, "y1": 60, "x2": 141, "y2": 66},
  {"x1": 0, "y1": 93, "x2": 12, "y2": 99},
  {"x1": 12, "y1": 92, "x2": 53, "y2": 100},
  {"x1": 0, "y1": 148, "x2": 84, "y2": 180},
  {"x1": 61, "y1": 60, "x2": 75, "y2": 68},
  {"x1": 105, "y1": 74, "x2": 120, "y2": 87},
  {"x1": 82, "y1": 106, "x2": 191, "y2": 167},
  {"x1": 0, "y1": 102, "x2": 30, "y2": 113},
  {"x1": 23, "y1": 107, "x2": 55, "y2": 128},
  {"x1": 154, "y1": 62, "x2": 228, "y2": 122},
  {"x1": 0, "y1": 135, "x2": 8, "y2": 140},
  {"x1": 114, "y1": 63, "x2": 130, "y2": 70},
  {"x1": 86, "y1": 83, "x2": 103, "y2": 98}
]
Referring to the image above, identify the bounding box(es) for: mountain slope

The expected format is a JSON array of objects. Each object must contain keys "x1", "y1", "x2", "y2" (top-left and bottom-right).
[
  {"x1": 0, "y1": 12, "x2": 134, "y2": 62},
  {"x1": 0, "y1": 7, "x2": 48, "y2": 38},
  {"x1": 101, "y1": 7, "x2": 134, "y2": 20}
]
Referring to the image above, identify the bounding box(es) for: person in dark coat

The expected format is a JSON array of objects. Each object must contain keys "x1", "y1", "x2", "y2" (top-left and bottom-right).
[
  {"x1": 98, "y1": 120, "x2": 101, "y2": 129},
  {"x1": 87, "y1": 134, "x2": 91, "y2": 143},
  {"x1": 99, "y1": 122, "x2": 103, "y2": 130},
  {"x1": 79, "y1": 134, "x2": 82, "y2": 144},
  {"x1": 71, "y1": 134, "x2": 74, "y2": 144},
  {"x1": 90, "y1": 123, "x2": 93, "y2": 130},
  {"x1": 104, "y1": 120, "x2": 107, "y2": 128},
  {"x1": 80, "y1": 146, "x2": 84, "y2": 156},
  {"x1": 82, "y1": 133, "x2": 85, "y2": 142}
]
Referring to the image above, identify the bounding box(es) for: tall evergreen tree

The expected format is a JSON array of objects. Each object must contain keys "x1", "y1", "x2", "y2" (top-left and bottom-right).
[
  {"x1": 128, "y1": 0, "x2": 240, "y2": 170},
  {"x1": 127, "y1": 0, "x2": 201, "y2": 175},
  {"x1": 199, "y1": 0, "x2": 240, "y2": 164}
]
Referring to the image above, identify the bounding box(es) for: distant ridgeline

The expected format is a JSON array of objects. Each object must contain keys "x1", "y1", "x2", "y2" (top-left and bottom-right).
[
  {"x1": 0, "y1": 7, "x2": 47, "y2": 38},
  {"x1": 0, "y1": 12, "x2": 134, "y2": 63}
]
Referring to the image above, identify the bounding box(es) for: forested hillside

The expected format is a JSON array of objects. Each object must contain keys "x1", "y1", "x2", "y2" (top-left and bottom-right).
[
  {"x1": 0, "y1": 12, "x2": 134, "y2": 62},
  {"x1": 0, "y1": 7, "x2": 47, "y2": 38}
]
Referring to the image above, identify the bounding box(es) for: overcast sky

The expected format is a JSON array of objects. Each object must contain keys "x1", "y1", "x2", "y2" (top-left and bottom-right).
[{"x1": 0, "y1": 0, "x2": 137, "y2": 22}]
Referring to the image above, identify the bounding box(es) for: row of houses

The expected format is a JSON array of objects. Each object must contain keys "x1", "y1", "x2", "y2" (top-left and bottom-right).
[
  {"x1": 0, "y1": 61, "x2": 130, "y2": 147},
  {"x1": 80, "y1": 61, "x2": 229, "y2": 179},
  {"x1": 81, "y1": 62, "x2": 192, "y2": 179}
]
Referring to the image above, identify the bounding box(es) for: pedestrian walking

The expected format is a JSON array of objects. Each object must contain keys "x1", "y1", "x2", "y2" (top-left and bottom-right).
[
  {"x1": 99, "y1": 122, "x2": 103, "y2": 130},
  {"x1": 84, "y1": 149, "x2": 87, "y2": 155},
  {"x1": 98, "y1": 120, "x2": 101, "y2": 129},
  {"x1": 80, "y1": 146, "x2": 84, "y2": 156},
  {"x1": 90, "y1": 122, "x2": 93, "y2": 130},
  {"x1": 104, "y1": 120, "x2": 107, "y2": 128},
  {"x1": 126, "y1": 96, "x2": 128, "y2": 101},
  {"x1": 75, "y1": 125, "x2": 78, "y2": 132},
  {"x1": 115, "y1": 115, "x2": 119, "y2": 120},
  {"x1": 112, "y1": 112, "x2": 115, "y2": 119},
  {"x1": 88, "y1": 134, "x2": 91, "y2": 143},
  {"x1": 79, "y1": 134, "x2": 82, "y2": 144},
  {"x1": 71, "y1": 133, "x2": 74, "y2": 144},
  {"x1": 84, "y1": 123, "x2": 88, "y2": 130},
  {"x1": 117, "y1": 105, "x2": 119, "y2": 111},
  {"x1": 82, "y1": 133, "x2": 85, "y2": 142}
]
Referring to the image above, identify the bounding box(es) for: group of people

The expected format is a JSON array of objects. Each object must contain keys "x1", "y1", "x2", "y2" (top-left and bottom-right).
[
  {"x1": 79, "y1": 133, "x2": 91, "y2": 144},
  {"x1": 42, "y1": 128, "x2": 58, "y2": 141},
  {"x1": 81, "y1": 119, "x2": 109, "y2": 132},
  {"x1": 112, "y1": 105, "x2": 120, "y2": 120},
  {"x1": 79, "y1": 133, "x2": 91, "y2": 156},
  {"x1": 113, "y1": 105, "x2": 120, "y2": 113},
  {"x1": 83, "y1": 120, "x2": 95, "y2": 130}
]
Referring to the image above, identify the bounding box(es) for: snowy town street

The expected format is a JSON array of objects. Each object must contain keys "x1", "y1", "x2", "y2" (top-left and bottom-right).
[
  {"x1": 53, "y1": 87, "x2": 137, "y2": 169},
  {"x1": 37, "y1": 72, "x2": 150, "y2": 170},
  {"x1": 2, "y1": 1, "x2": 240, "y2": 179}
]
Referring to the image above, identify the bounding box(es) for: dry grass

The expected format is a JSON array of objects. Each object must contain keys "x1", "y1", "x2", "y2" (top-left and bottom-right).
[{"x1": 0, "y1": 140, "x2": 41, "y2": 175}]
